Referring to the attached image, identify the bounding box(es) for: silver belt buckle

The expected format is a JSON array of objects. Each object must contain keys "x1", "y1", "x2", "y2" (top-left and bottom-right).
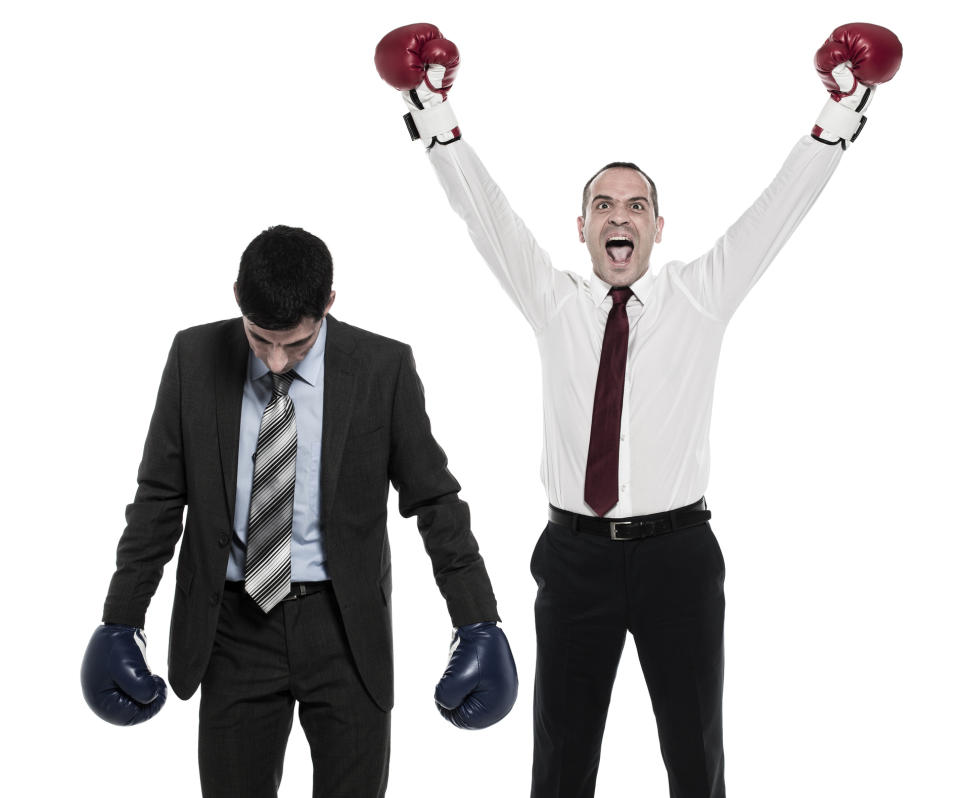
[{"x1": 609, "y1": 520, "x2": 632, "y2": 540}]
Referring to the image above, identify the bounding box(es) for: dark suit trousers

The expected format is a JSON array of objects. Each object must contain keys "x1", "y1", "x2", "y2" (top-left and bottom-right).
[
  {"x1": 198, "y1": 583, "x2": 389, "y2": 798},
  {"x1": 529, "y1": 519, "x2": 726, "y2": 798}
]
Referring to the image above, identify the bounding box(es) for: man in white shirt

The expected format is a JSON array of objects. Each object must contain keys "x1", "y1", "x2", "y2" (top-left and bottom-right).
[{"x1": 376, "y1": 21, "x2": 901, "y2": 798}]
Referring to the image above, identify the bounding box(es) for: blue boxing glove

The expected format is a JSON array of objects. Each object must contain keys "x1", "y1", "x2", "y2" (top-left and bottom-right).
[
  {"x1": 434, "y1": 622, "x2": 518, "y2": 729},
  {"x1": 80, "y1": 624, "x2": 167, "y2": 726}
]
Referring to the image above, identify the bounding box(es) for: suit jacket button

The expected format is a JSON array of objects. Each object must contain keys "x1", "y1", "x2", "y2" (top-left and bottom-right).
[
  {"x1": 218, "y1": 534, "x2": 229, "y2": 548},
  {"x1": 209, "y1": 592, "x2": 220, "y2": 606}
]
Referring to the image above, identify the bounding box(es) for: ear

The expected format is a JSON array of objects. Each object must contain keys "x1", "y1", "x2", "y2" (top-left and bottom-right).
[
  {"x1": 654, "y1": 216, "x2": 664, "y2": 244},
  {"x1": 577, "y1": 216, "x2": 586, "y2": 243},
  {"x1": 322, "y1": 290, "x2": 337, "y2": 317},
  {"x1": 233, "y1": 281, "x2": 240, "y2": 307}
]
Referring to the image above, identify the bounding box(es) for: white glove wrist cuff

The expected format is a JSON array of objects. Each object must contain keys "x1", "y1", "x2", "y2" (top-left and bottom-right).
[
  {"x1": 816, "y1": 98, "x2": 865, "y2": 141},
  {"x1": 410, "y1": 101, "x2": 458, "y2": 141}
]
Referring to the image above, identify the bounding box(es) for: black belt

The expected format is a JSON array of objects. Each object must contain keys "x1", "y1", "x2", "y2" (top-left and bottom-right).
[
  {"x1": 224, "y1": 581, "x2": 331, "y2": 601},
  {"x1": 548, "y1": 498, "x2": 711, "y2": 541}
]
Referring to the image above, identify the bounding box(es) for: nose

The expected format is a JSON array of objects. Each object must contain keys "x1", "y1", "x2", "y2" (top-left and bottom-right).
[{"x1": 266, "y1": 347, "x2": 288, "y2": 374}]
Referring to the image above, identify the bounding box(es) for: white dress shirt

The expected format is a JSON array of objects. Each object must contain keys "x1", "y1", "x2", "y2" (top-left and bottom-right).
[{"x1": 429, "y1": 136, "x2": 843, "y2": 516}]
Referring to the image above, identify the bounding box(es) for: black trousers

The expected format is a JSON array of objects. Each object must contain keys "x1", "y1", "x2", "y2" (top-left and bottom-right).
[
  {"x1": 530, "y1": 519, "x2": 726, "y2": 798},
  {"x1": 198, "y1": 583, "x2": 390, "y2": 798}
]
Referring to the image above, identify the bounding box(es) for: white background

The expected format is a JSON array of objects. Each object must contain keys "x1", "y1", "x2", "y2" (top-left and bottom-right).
[{"x1": 3, "y1": 1, "x2": 957, "y2": 795}]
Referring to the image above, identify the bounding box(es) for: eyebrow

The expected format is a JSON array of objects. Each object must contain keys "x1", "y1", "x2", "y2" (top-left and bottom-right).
[
  {"x1": 250, "y1": 330, "x2": 315, "y2": 347},
  {"x1": 593, "y1": 194, "x2": 649, "y2": 204}
]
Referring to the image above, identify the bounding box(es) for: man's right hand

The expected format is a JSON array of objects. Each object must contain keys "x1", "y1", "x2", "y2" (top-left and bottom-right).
[
  {"x1": 375, "y1": 23, "x2": 461, "y2": 147},
  {"x1": 80, "y1": 624, "x2": 167, "y2": 726}
]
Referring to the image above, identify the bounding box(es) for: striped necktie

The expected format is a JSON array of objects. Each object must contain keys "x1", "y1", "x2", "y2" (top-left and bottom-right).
[{"x1": 245, "y1": 371, "x2": 297, "y2": 613}]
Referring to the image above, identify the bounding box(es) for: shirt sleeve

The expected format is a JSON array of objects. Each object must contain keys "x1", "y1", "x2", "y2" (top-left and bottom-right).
[
  {"x1": 428, "y1": 139, "x2": 577, "y2": 333},
  {"x1": 673, "y1": 136, "x2": 844, "y2": 322}
]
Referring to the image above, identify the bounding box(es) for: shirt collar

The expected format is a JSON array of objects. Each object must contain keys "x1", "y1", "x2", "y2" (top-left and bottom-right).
[
  {"x1": 588, "y1": 268, "x2": 655, "y2": 308},
  {"x1": 248, "y1": 317, "x2": 328, "y2": 387}
]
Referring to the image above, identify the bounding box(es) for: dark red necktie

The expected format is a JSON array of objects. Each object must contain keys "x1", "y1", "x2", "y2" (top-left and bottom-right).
[{"x1": 584, "y1": 287, "x2": 632, "y2": 517}]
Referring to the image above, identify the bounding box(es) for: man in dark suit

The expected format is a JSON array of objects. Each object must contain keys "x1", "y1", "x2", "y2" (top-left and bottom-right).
[{"x1": 80, "y1": 225, "x2": 518, "y2": 797}]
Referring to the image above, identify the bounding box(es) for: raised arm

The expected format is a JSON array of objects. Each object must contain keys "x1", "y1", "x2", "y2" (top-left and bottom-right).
[
  {"x1": 375, "y1": 24, "x2": 574, "y2": 334},
  {"x1": 676, "y1": 23, "x2": 903, "y2": 322}
]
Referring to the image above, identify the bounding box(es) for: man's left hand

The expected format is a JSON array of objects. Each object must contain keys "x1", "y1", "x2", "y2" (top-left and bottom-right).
[
  {"x1": 434, "y1": 622, "x2": 518, "y2": 729},
  {"x1": 811, "y1": 22, "x2": 903, "y2": 147}
]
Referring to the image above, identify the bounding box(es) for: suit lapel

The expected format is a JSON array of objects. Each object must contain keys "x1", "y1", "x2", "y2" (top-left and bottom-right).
[
  {"x1": 321, "y1": 315, "x2": 358, "y2": 525},
  {"x1": 215, "y1": 318, "x2": 248, "y2": 523}
]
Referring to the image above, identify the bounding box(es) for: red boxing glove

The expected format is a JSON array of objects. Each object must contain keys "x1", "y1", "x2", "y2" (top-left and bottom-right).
[
  {"x1": 815, "y1": 23, "x2": 903, "y2": 95},
  {"x1": 375, "y1": 23, "x2": 460, "y2": 96},
  {"x1": 375, "y1": 23, "x2": 461, "y2": 147},
  {"x1": 812, "y1": 23, "x2": 903, "y2": 147}
]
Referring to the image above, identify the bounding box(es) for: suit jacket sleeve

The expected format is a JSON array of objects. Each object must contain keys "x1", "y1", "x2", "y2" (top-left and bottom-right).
[
  {"x1": 388, "y1": 344, "x2": 500, "y2": 626},
  {"x1": 102, "y1": 332, "x2": 188, "y2": 628}
]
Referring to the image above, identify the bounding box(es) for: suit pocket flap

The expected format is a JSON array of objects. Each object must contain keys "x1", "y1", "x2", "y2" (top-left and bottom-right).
[{"x1": 347, "y1": 425, "x2": 386, "y2": 452}]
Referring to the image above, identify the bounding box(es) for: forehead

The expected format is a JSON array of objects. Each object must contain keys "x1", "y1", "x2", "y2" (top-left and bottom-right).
[
  {"x1": 587, "y1": 167, "x2": 652, "y2": 202},
  {"x1": 244, "y1": 316, "x2": 318, "y2": 344}
]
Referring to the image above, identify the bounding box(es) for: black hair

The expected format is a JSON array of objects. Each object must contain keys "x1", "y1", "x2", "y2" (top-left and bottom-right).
[
  {"x1": 581, "y1": 162, "x2": 659, "y2": 219},
  {"x1": 236, "y1": 225, "x2": 333, "y2": 330}
]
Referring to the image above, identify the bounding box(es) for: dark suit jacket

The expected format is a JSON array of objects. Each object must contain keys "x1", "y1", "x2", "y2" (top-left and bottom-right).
[{"x1": 102, "y1": 315, "x2": 499, "y2": 711}]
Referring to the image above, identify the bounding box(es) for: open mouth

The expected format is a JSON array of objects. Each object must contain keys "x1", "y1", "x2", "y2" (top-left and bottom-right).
[{"x1": 605, "y1": 235, "x2": 634, "y2": 266}]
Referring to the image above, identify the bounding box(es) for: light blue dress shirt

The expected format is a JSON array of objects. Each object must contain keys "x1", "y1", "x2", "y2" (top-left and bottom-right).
[{"x1": 227, "y1": 321, "x2": 329, "y2": 582}]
